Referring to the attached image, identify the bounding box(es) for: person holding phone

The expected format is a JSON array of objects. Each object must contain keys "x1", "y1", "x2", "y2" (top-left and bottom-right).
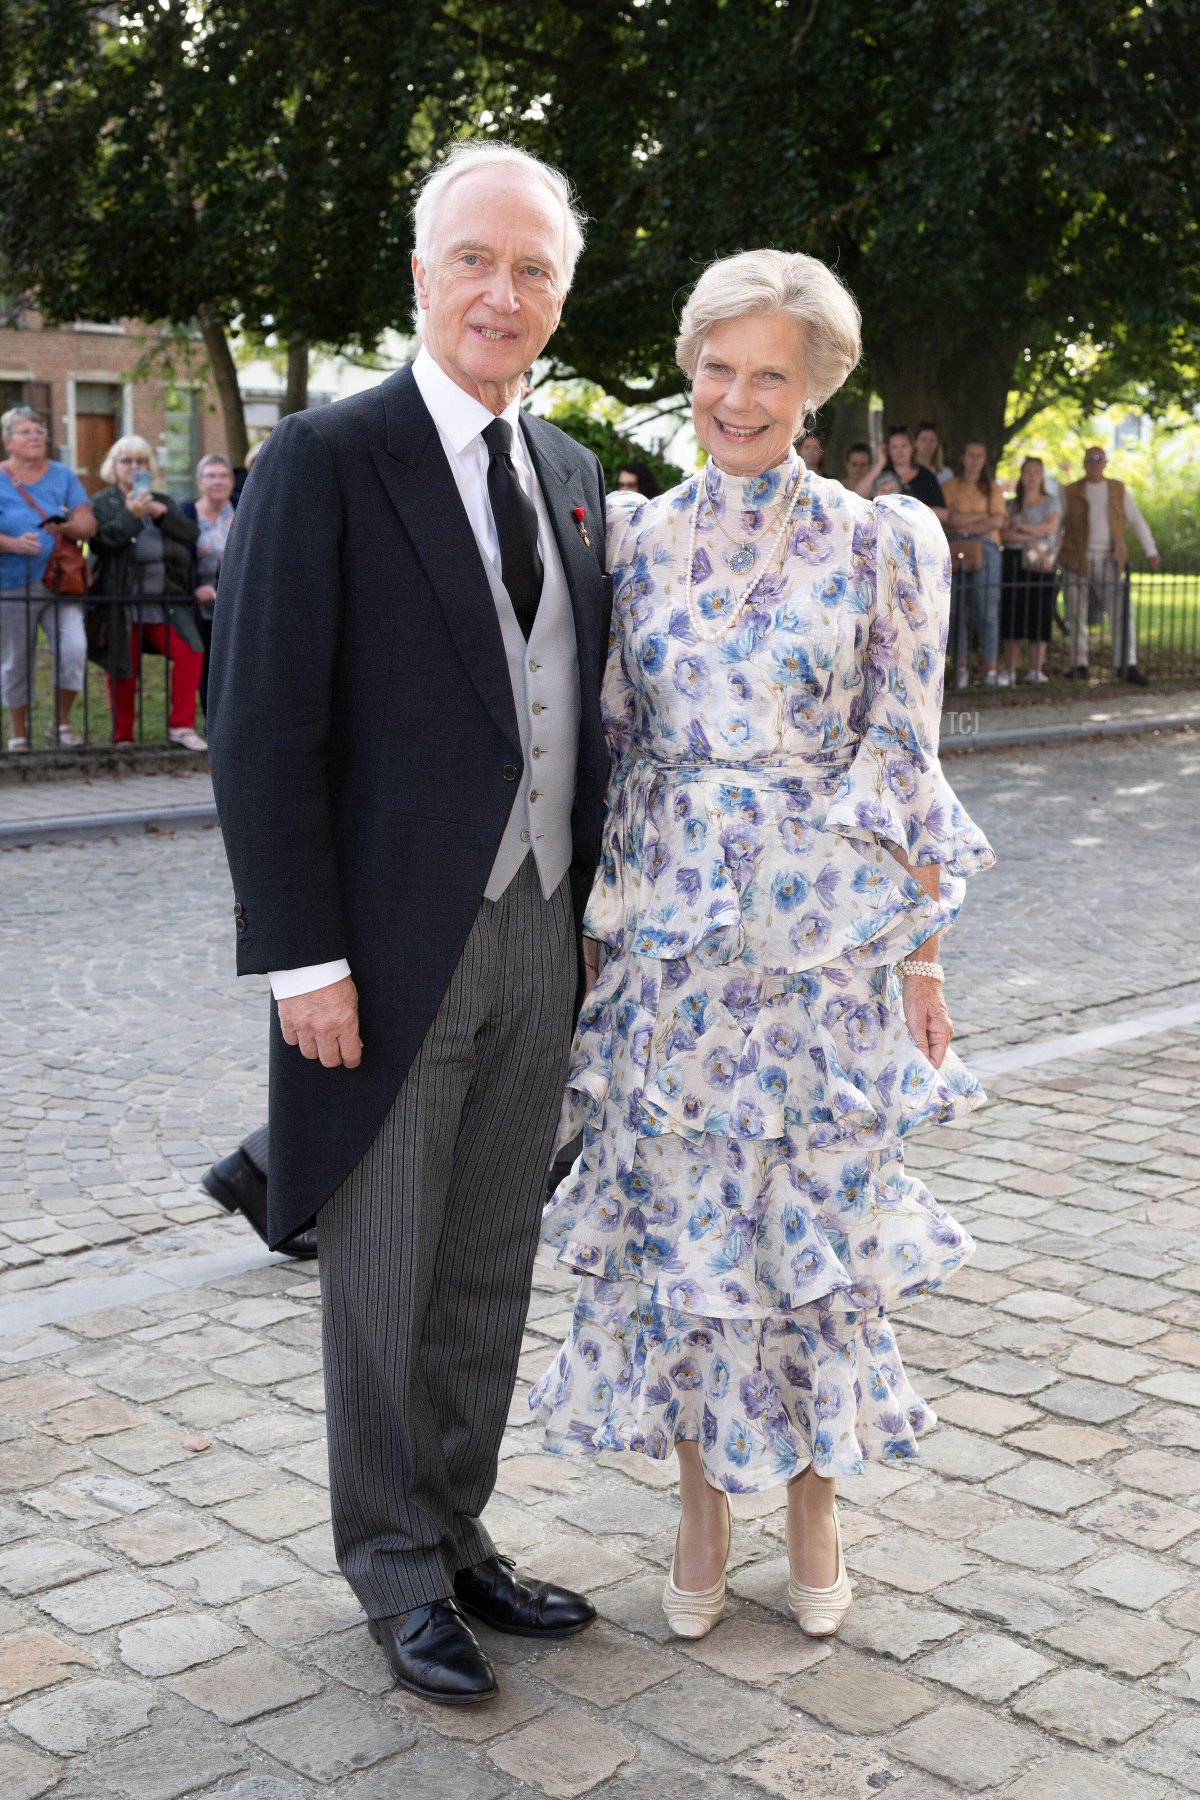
[
  {"x1": 0, "y1": 406, "x2": 95, "y2": 752},
  {"x1": 89, "y1": 435, "x2": 203, "y2": 747}
]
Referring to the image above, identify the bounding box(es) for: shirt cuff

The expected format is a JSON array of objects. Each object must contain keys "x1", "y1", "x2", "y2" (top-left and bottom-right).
[{"x1": 269, "y1": 959, "x2": 351, "y2": 1000}]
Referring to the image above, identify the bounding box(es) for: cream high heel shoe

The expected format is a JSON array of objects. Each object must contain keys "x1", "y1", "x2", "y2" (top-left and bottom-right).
[
  {"x1": 788, "y1": 1504, "x2": 853, "y2": 1637},
  {"x1": 662, "y1": 1499, "x2": 731, "y2": 1640}
]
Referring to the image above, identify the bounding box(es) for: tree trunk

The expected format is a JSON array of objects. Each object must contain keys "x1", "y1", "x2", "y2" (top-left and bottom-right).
[
  {"x1": 869, "y1": 327, "x2": 1019, "y2": 470},
  {"x1": 199, "y1": 314, "x2": 248, "y2": 470},
  {"x1": 820, "y1": 398, "x2": 872, "y2": 480},
  {"x1": 281, "y1": 342, "x2": 309, "y2": 418}
]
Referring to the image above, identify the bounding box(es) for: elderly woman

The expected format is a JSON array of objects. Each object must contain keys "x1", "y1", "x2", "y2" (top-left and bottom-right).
[
  {"x1": 89, "y1": 436, "x2": 203, "y2": 749},
  {"x1": 0, "y1": 406, "x2": 95, "y2": 751},
  {"x1": 182, "y1": 453, "x2": 238, "y2": 719},
  {"x1": 530, "y1": 249, "x2": 994, "y2": 1643}
]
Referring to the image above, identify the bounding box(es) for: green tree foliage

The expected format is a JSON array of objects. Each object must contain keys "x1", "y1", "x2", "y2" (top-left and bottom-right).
[
  {"x1": 0, "y1": 0, "x2": 446, "y2": 457},
  {"x1": 431, "y1": 0, "x2": 1200, "y2": 459},
  {"x1": 3, "y1": 0, "x2": 1196, "y2": 468},
  {"x1": 541, "y1": 400, "x2": 683, "y2": 494}
]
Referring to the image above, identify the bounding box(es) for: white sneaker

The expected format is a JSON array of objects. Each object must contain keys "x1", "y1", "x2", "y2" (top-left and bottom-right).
[
  {"x1": 168, "y1": 726, "x2": 208, "y2": 751},
  {"x1": 1025, "y1": 669, "x2": 1049, "y2": 684},
  {"x1": 46, "y1": 723, "x2": 84, "y2": 748},
  {"x1": 955, "y1": 665, "x2": 970, "y2": 690},
  {"x1": 6, "y1": 735, "x2": 29, "y2": 753},
  {"x1": 983, "y1": 671, "x2": 999, "y2": 688},
  {"x1": 996, "y1": 670, "x2": 1013, "y2": 688}
]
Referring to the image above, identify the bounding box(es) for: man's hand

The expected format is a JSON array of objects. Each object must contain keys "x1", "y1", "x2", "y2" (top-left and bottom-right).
[
  {"x1": 1148, "y1": 554, "x2": 1161, "y2": 573},
  {"x1": 277, "y1": 975, "x2": 362, "y2": 1068}
]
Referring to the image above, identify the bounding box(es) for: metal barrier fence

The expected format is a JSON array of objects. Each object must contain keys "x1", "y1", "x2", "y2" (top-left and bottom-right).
[
  {"x1": 0, "y1": 589, "x2": 207, "y2": 757},
  {"x1": 949, "y1": 552, "x2": 1200, "y2": 689},
  {"x1": 2, "y1": 568, "x2": 1198, "y2": 757}
]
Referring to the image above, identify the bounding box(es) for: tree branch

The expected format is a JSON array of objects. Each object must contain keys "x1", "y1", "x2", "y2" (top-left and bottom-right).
[
  {"x1": 438, "y1": 6, "x2": 572, "y2": 75},
  {"x1": 791, "y1": 0, "x2": 821, "y2": 57}
]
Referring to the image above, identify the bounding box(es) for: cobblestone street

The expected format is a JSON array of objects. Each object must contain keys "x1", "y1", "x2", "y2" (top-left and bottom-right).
[{"x1": 2, "y1": 732, "x2": 1200, "y2": 1797}]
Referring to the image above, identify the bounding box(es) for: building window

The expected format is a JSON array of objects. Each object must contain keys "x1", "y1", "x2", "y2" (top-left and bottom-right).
[
  {"x1": 162, "y1": 384, "x2": 200, "y2": 498},
  {"x1": 0, "y1": 294, "x2": 26, "y2": 329},
  {"x1": 0, "y1": 379, "x2": 52, "y2": 434}
]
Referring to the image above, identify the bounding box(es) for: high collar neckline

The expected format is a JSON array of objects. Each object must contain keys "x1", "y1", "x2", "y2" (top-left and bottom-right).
[{"x1": 703, "y1": 450, "x2": 805, "y2": 515}]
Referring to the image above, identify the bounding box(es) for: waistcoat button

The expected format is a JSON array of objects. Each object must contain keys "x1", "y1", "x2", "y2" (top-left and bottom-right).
[{"x1": 502, "y1": 765, "x2": 518, "y2": 781}]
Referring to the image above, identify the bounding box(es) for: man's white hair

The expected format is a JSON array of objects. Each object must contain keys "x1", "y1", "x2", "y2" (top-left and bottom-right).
[{"x1": 412, "y1": 140, "x2": 587, "y2": 295}]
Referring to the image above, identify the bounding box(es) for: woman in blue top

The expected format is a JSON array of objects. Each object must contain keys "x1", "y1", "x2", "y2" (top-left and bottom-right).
[{"x1": 0, "y1": 407, "x2": 95, "y2": 752}]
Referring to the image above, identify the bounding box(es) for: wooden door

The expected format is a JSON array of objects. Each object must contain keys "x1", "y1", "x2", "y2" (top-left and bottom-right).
[{"x1": 76, "y1": 412, "x2": 119, "y2": 495}]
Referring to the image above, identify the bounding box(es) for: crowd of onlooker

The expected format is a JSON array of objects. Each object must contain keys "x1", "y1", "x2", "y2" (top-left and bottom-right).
[
  {"x1": 0, "y1": 403, "x2": 254, "y2": 753},
  {"x1": 0, "y1": 399, "x2": 1167, "y2": 754},
  {"x1": 801, "y1": 423, "x2": 1160, "y2": 688}
]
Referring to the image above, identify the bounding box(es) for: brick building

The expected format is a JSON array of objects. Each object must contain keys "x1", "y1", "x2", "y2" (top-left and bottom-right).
[{"x1": 0, "y1": 304, "x2": 229, "y2": 498}]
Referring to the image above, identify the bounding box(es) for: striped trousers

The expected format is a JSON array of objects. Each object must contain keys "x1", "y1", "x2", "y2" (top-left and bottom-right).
[{"x1": 318, "y1": 856, "x2": 576, "y2": 1617}]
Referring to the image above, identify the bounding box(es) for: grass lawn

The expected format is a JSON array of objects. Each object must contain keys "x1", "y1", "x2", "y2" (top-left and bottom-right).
[{"x1": 5, "y1": 636, "x2": 204, "y2": 753}]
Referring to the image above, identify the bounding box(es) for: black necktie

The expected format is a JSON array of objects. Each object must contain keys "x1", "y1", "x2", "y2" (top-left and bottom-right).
[{"x1": 482, "y1": 418, "x2": 543, "y2": 639}]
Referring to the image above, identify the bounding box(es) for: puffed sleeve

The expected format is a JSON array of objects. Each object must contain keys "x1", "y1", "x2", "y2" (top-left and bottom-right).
[
  {"x1": 600, "y1": 491, "x2": 644, "y2": 770},
  {"x1": 825, "y1": 495, "x2": 995, "y2": 876}
]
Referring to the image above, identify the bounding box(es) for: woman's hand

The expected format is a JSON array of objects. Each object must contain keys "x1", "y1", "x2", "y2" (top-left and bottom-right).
[
  {"x1": 582, "y1": 935, "x2": 603, "y2": 997},
  {"x1": 145, "y1": 499, "x2": 167, "y2": 519},
  {"x1": 902, "y1": 972, "x2": 953, "y2": 1069},
  {"x1": 3, "y1": 530, "x2": 42, "y2": 556},
  {"x1": 125, "y1": 491, "x2": 154, "y2": 518},
  {"x1": 195, "y1": 584, "x2": 217, "y2": 604}
]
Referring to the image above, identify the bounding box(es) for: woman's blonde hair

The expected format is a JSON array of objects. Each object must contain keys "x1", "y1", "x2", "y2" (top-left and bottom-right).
[
  {"x1": 676, "y1": 249, "x2": 861, "y2": 410},
  {"x1": 100, "y1": 435, "x2": 155, "y2": 487}
]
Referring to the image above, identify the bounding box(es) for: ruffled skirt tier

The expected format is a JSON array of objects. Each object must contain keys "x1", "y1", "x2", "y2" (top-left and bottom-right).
[{"x1": 529, "y1": 754, "x2": 988, "y2": 1490}]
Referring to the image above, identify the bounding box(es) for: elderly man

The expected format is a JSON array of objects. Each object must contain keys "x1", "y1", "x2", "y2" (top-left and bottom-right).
[
  {"x1": 208, "y1": 142, "x2": 610, "y2": 1704},
  {"x1": 1060, "y1": 445, "x2": 1159, "y2": 684}
]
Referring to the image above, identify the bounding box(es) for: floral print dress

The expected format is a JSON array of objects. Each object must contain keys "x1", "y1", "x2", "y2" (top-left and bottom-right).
[{"x1": 529, "y1": 452, "x2": 995, "y2": 1491}]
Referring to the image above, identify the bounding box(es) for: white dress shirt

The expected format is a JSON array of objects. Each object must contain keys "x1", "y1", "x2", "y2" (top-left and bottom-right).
[
  {"x1": 270, "y1": 347, "x2": 577, "y2": 1002},
  {"x1": 1086, "y1": 478, "x2": 1158, "y2": 560}
]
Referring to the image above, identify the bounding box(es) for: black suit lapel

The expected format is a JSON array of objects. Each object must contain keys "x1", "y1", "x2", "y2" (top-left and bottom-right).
[
  {"x1": 520, "y1": 412, "x2": 607, "y2": 687},
  {"x1": 371, "y1": 366, "x2": 520, "y2": 754}
]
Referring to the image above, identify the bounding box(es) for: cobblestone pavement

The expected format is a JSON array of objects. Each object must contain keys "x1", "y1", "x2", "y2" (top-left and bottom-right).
[{"x1": 1, "y1": 735, "x2": 1199, "y2": 1796}]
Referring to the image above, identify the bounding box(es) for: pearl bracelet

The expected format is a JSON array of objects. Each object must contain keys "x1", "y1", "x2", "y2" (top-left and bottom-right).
[{"x1": 896, "y1": 959, "x2": 945, "y2": 982}]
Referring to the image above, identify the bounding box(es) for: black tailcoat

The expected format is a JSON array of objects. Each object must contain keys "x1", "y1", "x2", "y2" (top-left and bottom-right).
[{"x1": 207, "y1": 367, "x2": 610, "y2": 1246}]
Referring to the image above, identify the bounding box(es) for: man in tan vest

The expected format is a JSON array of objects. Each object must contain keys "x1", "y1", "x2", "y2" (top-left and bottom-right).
[{"x1": 1060, "y1": 446, "x2": 1159, "y2": 685}]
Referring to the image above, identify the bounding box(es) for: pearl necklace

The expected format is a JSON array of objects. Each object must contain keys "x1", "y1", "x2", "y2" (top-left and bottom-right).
[
  {"x1": 684, "y1": 464, "x2": 805, "y2": 641},
  {"x1": 704, "y1": 484, "x2": 795, "y2": 575}
]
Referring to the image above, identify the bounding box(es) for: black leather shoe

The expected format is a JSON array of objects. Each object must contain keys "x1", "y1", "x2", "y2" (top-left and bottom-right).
[
  {"x1": 454, "y1": 1554, "x2": 596, "y2": 1638},
  {"x1": 201, "y1": 1126, "x2": 318, "y2": 1259},
  {"x1": 368, "y1": 1601, "x2": 497, "y2": 1704},
  {"x1": 1069, "y1": 665, "x2": 1090, "y2": 680},
  {"x1": 1124, "y1": 666, "x2": 1151, "y2": 686}
]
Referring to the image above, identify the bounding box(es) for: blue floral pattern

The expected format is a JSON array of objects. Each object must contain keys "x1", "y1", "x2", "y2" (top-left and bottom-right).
[{"x1": 529, "y1": 454, "x2": 996, "y2": 1491}]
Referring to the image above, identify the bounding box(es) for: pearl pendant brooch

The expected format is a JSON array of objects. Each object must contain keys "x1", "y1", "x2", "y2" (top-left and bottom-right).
[{"x1": 727, "y1": 544, "x2": 757, "y2": 575}]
